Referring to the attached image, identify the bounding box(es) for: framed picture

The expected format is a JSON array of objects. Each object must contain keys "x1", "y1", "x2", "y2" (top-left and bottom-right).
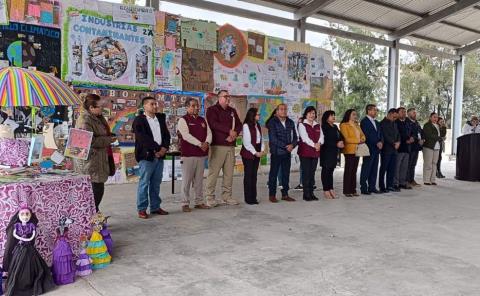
[{"x1": 64, "y1": 128, "x2": 93, "y2": 160}]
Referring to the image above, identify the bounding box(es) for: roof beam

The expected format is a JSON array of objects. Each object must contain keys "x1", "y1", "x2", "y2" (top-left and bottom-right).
[
  {"x1": 161, "y1": 0, "x2": 296, "y2": 27},
  {"x1": 293, "y1": 0, "x2": 337, "y2": 20},
  {"x1": 389, "y1": 0, "x2": 480, "y2": 39},
  {"x1": 457, "y1": 39, "x2": 480, "y2": 54},
  {"x1": 363, "y1": 0, "x2": 480, "y2": 35}
]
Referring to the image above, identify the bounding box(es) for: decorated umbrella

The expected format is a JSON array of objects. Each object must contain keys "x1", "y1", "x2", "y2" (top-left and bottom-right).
[{"x1": 0, "y1": 67, "x2": 81, "y2": 107}]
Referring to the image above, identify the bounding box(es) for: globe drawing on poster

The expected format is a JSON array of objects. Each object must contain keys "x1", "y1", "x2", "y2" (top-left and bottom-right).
[{"x1": 87, "y1": 37, "x2": 128, "y2": 81}]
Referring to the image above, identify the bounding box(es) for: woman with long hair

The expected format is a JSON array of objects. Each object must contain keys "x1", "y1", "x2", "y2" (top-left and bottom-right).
[
  {"x1": 423, "y1": 112, "x2": 442, "y2": 185},
  {"x1": 320, "y1": 110, "x2": 344, "y2": 199},
  {"x1": 298, "y1": 106, "x2": 323, "y2": 201},
  {"x1": 75, "y1": 94, "x2": 116, "y2": 212},
  {"x1": 436, "y1": 117, "x2": 447, "y2": 178},
  {"x1": 339, "y1": 109, "x2": 366, "y2": 197},
  {"x1": 241, "y1": 108, "x2": 265, "y2": 204}
]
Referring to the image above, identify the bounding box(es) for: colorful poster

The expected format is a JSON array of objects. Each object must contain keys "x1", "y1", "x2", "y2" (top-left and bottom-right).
[
  {"x1": 213, "y1": 58, "x2": 264, "y2": 95},
  {"x1": 64, "y1": 128, "x2": 93, "y2": 160},
  {"x1": 0, "y1": 22, "x2": 61, "y2": 76},
  {"x1": 286, "y1": 41, "x2": 310, "y2": 97},
  {"x1": 64, "y1": 9, "x2": 154, "y2": 90},
  {"x1": 204, "y1": 93, "x2": 248, "y2": 122},
  {"x1": 8, "y1": 0, "x2": 61, "y2": 27},
  {"x1": 263, "y1": 37, "x2": 287, "y2": 96},
  {"x1": 164, "y1": 13, "x2": 180, "y2": 51},
  {"x1": 154, "y1": 11, "x2": 165, "y2": 47},
  {"x1": 112, "y1": 4, "x2": 155, "y2": 25},
  {"x1": 215, "y1": 24, "x2": 247, "y2": 68},
  {"x1": 154, "y1": 48, "x2": 182, "y2": 90},
  {"x1": 181, "y1": 19, "x2": 217, "y2": 51},
  {"x1": 247, "y1": 95, "x2": 284, "y2": 126},
  {"x1": 309, "y1": 47, "x2": 334, "y2": 99},
  {"x1": 156, "y1": 90, "x2": 205, "y2": 151},
  {"x1": 182, "y1": 48, "x2": 214, "y2": 92},
  {"x1": 74, "y1": 87, "x2": 157, "y2": 145},
  {"x1": 0, "y1": 0, "x2": 7, "y2": 25},
  {"x1": 247, "y1": 32, "x2": 266, "y2": 60}
]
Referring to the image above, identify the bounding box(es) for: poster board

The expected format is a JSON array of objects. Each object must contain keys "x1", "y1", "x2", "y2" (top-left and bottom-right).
[
  {"x1": 63, "y1": 8, "x2": 154, "y2": 90},
  {"x1": 154, "y1": 47, "x2": 182, "y2": 90},
  {"x1": 8, "y1": 0, "x2": 61, "y2": 27},
  {"x1": 64, "y1": 128, "x2": 93, "y2": 160},
  {"x1": 112, "y1": 4, "x2": 155, "y2": 25},
  {"x1": 0, "y1": 0, "x2": 7, "y2": 25},
  {"x1": 182, "y1": 48, "x2": 214, "y2": 92},
  {"x1": 180, "y1": 19, "x2": 217, "y2": 51}
]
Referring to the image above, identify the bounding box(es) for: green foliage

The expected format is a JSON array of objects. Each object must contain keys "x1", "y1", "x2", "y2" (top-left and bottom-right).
[
  {"x1": 122, "y1": 0, "x2": 138, "y2": 5},
  {"x1": 463, "y1": 52, "x2": 480, "y2": 122}
]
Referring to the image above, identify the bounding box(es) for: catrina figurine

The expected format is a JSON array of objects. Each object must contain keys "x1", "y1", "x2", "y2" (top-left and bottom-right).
[
  {"x1": 2, "y1": 204, "x2": 55, "y2": 296},
  {"x1": 98, "y1": 213, "x2": 113, "y2": 255},
  {"x1": 51, "y1": 217, "x2": 76, "y2": 285},
  {"x1": 75, "y1": 235, "x2": 92, "y2": 277},
  {"x1": 86, "y1": 214, "x2": 111, "y2": 270}
]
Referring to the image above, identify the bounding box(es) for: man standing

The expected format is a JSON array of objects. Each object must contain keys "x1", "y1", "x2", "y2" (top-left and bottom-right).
[
  {"x1": 205, "y1": 90, "x2": 242, "y2": 207},
  {"x1": 133, "y1": 97, "x2": 171, "y2": 219},
  {"x1": 395, "y1": 107, "x2": 414, "y2": 190},
  {"x1": 406, "y1": 108, "x2": 424, "y2": 187},
  {"x1": 267, "y1": 103, "x2": 298, "y2": 203},
  {"x1": 177, "y1": 98, "x2": 212, "y2": 212},
  {"x1": 360, "y1": 104, "x2": 383, "y2": 195},
  {"x1": 379, "y1": 108, "x2": 400, "y2": 193}
]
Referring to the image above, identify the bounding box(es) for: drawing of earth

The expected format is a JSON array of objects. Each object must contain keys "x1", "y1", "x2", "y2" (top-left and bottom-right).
[{"x1": 87, "y1": 37, "x2": 128, "y2": 81}]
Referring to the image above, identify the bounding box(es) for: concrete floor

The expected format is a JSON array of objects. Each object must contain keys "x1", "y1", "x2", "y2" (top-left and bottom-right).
[{"x1": 47, "y1": 159, "x2": 480, "y2": 296}]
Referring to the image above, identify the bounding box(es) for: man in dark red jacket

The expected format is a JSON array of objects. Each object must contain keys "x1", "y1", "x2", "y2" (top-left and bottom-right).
[
  {"x1": 205, "y1": 90, "x2": 242, "y2": 207},
  {"x1": 177, "y1": 98, "x2": 212, "y2": 212}
]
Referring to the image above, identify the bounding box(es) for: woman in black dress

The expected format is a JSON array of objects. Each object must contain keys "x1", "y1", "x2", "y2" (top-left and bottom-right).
[{"x1": 320, "y1": 110, "x2": 344, "y2": 199}]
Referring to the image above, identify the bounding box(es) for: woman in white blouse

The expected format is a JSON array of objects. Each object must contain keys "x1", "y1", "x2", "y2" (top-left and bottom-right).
[
  {"x1": 298, "y1": 106, "x2": 324, "y2": 201},
  {"x1": 240, "y1": 108, "x2": 265, "y2": 204}
]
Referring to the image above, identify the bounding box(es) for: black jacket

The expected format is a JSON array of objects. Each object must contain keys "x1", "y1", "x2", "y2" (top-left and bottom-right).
[
  {"x1": 396, "y1": 118, "x2": 412, "y2": 153},
  {"x1": 407, "y1": 118, "x2": 424, "y2": 152},
  {"x1": 267, "y1": 116, "x2": 298, "y2": 156},
  {"x1": 133, "y1": 113, "x2": 171, "y2": 162},
  {"x1": 320, "y1": 123, "x2": 341, "y2": 168},
  {"x1": 380, "y1": 117, "x2": 400, "y2": 155}
]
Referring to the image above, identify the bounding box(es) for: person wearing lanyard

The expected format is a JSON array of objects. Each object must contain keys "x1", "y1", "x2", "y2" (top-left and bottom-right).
[
  {"x1": 133, "y1": 97, "x2": 171, "y2": 219},
  {"x1": 422, "y1": 112, "x2": 442, "y2": 185},
  {"x1": 240, "y1": 108, "x2": 265, "y2": 205}
]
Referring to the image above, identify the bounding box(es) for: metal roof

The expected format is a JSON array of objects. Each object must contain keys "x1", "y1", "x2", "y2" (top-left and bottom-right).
[{"x1": 241, "y1": 0, "x2": 480, "y2": 54}]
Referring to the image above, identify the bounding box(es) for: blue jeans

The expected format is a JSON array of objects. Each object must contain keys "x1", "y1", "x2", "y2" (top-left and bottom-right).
[
  {"x1": 268, "y1": 154, "x2": 291, "y2": 196},
  {"x1": 360, "y1": 151, "x2": 379, "y2": 192},
  {"x1": 137, "y1": 159, "x2": 164, "y2": 212}
]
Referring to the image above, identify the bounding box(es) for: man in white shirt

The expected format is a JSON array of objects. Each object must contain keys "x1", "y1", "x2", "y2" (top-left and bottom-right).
[
  {"x1": 132, "y1": 97, "x2": 171, "y2": 219},
  {"x1": 177, "y1": 98, "x2": 212, "y2": 212}
]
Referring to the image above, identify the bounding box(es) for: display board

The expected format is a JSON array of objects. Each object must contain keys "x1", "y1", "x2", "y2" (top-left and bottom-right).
[{"x1": 7, "y1": 0, "x2": 61, "y2": 27}]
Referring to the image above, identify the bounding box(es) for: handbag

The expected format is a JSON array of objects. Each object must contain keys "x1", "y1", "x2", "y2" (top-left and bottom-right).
[
  {"x1": 107, "y1": 146, "x2": 116, "y2": 177},
  {"x1": 355, "y1": 143, "x2": 370, "y2": 157}
]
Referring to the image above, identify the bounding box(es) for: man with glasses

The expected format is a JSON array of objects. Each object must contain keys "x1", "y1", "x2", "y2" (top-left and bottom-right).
[
  {"x1": 205, "y1": 90, "x2": 242, "y2": 207},
  {"x1": 177, "y1": 98, "x2": 212, "y2": 212},
  {"x1": 133, "y1": 97, "x2": 171, "y2": 219}
]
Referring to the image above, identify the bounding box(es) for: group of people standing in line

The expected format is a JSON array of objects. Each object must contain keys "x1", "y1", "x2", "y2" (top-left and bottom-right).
[{"x1": 74, "y1": 90, "x2": 448, "y2": 219}]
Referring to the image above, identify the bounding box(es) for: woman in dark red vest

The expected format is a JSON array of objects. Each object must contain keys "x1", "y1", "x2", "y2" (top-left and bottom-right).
[
  {"x1": 241, "y1": 108, "x2": 265, "y2": 205},
  {"x1": 298, "y1": 106, "x2": 324, "y2": 201}
]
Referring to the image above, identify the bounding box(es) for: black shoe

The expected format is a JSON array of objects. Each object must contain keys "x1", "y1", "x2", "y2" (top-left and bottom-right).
[
  {"x1": 437, "y1": 173, "x2": 445, "y2": 178},
  {"x1": 294, "y1": 184, "x2": 303, "y2": 190},
  {"x1": 388, "y1": 187, "x2": 401, "y2": 192},
  {"x1": 303, "y1": 196, "x2": 313, "y2": 201},
  {"x1": 313, "y1": 185, "x2": 317, "y2": 190},
  {"x1": 361, "y1": 191, "x2": 371, "y2": 195},
  {"x1": 400, "y1": 184, "x2": 413, "y2": 190},
  {"x1": 370, "y1": 189, "x2": 382, "y2": 194},
  {"x1": 380, "y1": 188, "x2": 389, "y2": 193},
  {"x1": 311, "y1": 195, "x2": 319, "y2": 201}
]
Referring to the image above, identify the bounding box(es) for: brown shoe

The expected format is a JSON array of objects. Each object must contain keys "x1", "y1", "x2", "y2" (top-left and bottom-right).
[
  {"x1": 138, "y1": 210, "x2": 148, "y2": 219},
  {"x1": 411, "y1": 181, "x2": 421, "y2": 187},
  {"x1": 269, "y1": 196, "x2": 279, "y2": 203},
  {"x1": 194, "y1": 204, "x2": 211, "y2": 209},
  {"x1": 151, "y1": 208, "x2": 169, "y2": 215},
  {"x1": 281, "y1": 196, "x2": 296, "y2": 202},
  {"x1": 182, "y1": 205, "x2": 192, "y2": 213}
]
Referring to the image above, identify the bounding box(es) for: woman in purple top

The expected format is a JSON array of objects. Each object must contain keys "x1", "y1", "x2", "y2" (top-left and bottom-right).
[{"x1": 2, "y1": 205, "x2": 55, "y2": 296}]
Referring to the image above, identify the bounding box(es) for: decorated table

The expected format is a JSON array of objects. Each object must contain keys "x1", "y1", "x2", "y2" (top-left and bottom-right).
[{"x1": 0, "y1": 173, "x2": 95, "y2": 265}]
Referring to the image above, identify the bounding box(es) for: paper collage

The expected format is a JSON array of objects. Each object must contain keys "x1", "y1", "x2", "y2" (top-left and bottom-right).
[
  {"x1": 263, "y1": 37, "x2": 288, "y2": 96},
  {"x1": 182, "y1": 48, "x2": 214, "y2": 92},
  {"x1": 215, "y1": 24, "x2": 247, "y2": 68},
  {"x1": 181, "y1": 19, "x2": 217, "y2": 51},
  {"x1": 285, "y1": 40, "x2": 310, "y2": 97},
  {"x1": 213, "y1": 57, "x2": 264, "y2": 95},
  {"x1": 164, "y1": 13, "x2": 181, "y2": 51},
  {"x1": 247, "y1": 31, "x2": 266, "y2": 61},
  {"x1": 154, "y1": 47, "x2": 182, "y2": 90},
  {"x1": 309, "y1": 47, "x2": 334, "y2": 100},
  {"x1": 0, "y1": 0, "x2": 7, "y2": 25},
  {"x1": 8, "y1": 0, "x2": 61, "y2": 27}
]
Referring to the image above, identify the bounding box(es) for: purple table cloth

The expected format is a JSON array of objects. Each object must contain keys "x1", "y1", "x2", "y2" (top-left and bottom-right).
[{"x1": 0, "y1": 174, "x2": 95, "y2": 265}]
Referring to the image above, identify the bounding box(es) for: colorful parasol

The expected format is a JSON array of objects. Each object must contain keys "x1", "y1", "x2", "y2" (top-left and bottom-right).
[{"x1": 0, "y1": 67, "x2": 81, "y2": 107}]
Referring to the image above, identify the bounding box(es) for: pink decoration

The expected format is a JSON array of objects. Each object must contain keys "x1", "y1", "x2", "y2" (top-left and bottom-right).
[{"x1": 0, "y1": 138, "x2": 30, "y2": 167}]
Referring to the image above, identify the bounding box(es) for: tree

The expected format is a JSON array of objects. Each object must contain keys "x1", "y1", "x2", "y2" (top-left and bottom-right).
[
  {"x1": 462, "y1": 52, "x2": 480, "y2": 122},
  {"x1": 329, "y1": 26, "x2": 387, "y2": 119},
  {"x1": 122, "y1": 0, "x2": 137, "y2": 5}
]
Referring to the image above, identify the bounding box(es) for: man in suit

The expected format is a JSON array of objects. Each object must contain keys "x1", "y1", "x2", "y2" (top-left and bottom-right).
[
  {"x1": 395, "y1": 107, "x2": 414, "y2": 190},
  {"x1": 379, "y1": 108, "x2": 400, "y2": 193},
  {"x1": 360, "y1": 104, "x2": 383, "y2": 195},
  {"x1": 406, "y1": 108, "x2": 424, "y2": 186},
  {"x1": 133, "y1": 97, "x2": 171, "y2": 219}
]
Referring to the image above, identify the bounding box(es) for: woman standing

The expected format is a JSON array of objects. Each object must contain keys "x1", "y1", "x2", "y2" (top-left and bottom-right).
[
  {"x1": 423, "y1": 112, "x2": 442, "y2": 185},
  {"x1": 320, "y1": 111, "x2": 344, "y2": 199},
  {"x1": 298, "y1": 106, "x2": 323, "y2": 201},
  {"x1": 339, "y1": 109, "x2": 366, "y2": 197},
  {"x1": 436, "y1": 117, "x2": 447, "y2": 179},
  {"x1": 241, "y1": 108, "x2": 265, "y2": 205},
  {"x1": 75, "y1": 94, "x2": 116, "y2": 212}
]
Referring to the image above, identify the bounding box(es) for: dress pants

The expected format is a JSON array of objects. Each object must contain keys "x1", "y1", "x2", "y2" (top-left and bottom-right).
[
  {"x1": 343, "y1": 154, "x2": 360, "y2": 195},
  {"x1": 242, "y1": 157, "x2": 260, "y2": 204},
  {"x1": 321, "y1": 166, "x2": 335, "y2": 191},
  {"x1": 407, "y1": 150, "x2": 419, "y2": 183},
  {"x1": 423, "y1": 148, "x2": 440, "y2": 183},
  {"x1": 268, "y1": 154, "x2": 291, "y2": 197},
  {"x1": 360, "y1": 151, "x2": 379, "y2": 192},
  {"x1": 181, "y1": 156, "x2": 207, "y2": 206},
  {"x1": 394, "y1": 152, "x2": 410, "y2": 187},
  {"x1": 300, "y1": 156, "x2": 318, "y2": 199},
  {"x1": 206, "y1": 146, "x2": 236, "y2": 205},
  {"x1": 379, "y1": 153, "x2": 397, "y2": 190},
  {"x1": 91, "y1": 182, "x2": 105, "y2": 212}
]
